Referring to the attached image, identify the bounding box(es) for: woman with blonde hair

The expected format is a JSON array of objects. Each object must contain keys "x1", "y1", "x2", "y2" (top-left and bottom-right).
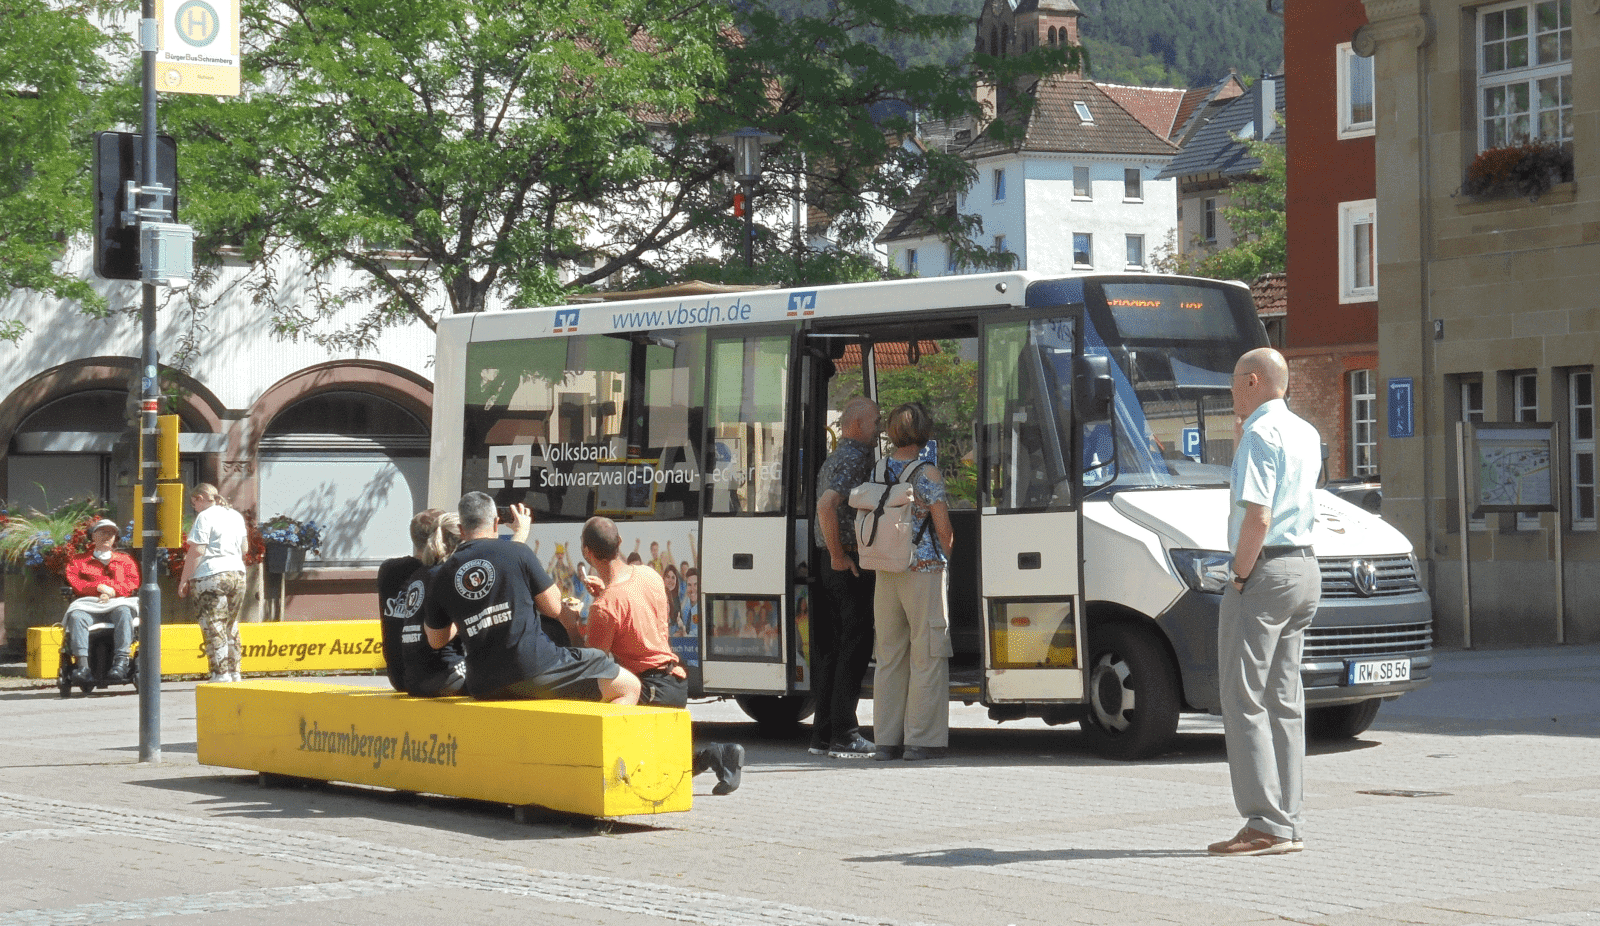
[
  {"x1": 870, "y1": 403, "x2": 955, "y2": 761},
  {"x1": 178, "y1": 483, "x2": 249, "y2": 682},
  {"x1": 379, "y1": 508, "x2": 467, "y2": 697}
]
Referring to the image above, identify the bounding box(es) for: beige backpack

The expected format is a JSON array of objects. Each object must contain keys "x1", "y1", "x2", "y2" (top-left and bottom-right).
[{"x1": 848, "y1": 458, "x2": 932, "y2": 573}]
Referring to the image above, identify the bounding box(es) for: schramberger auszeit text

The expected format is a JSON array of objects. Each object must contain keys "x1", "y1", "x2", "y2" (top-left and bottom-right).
[{"x1": 298, "y1": 718, "x2": 459, "y2": 770}]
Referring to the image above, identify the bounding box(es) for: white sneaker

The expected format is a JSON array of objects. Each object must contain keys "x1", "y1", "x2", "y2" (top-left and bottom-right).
[
  {"x1": 208, "y1": 673, "x2": 231, "y2": 683},
  {"x1": 230, "y1": 672, "x2": 242, "y2": 682}
]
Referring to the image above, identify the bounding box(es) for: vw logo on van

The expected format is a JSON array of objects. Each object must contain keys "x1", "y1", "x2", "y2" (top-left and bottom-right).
[{"x1": 1350, "y1": 559, "x2": 1380, "y2": 597}]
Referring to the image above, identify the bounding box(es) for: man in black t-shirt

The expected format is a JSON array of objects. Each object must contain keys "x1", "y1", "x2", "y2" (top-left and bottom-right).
[{"x1": 423, "y1": 492, "x2": 641, "y2": 704}]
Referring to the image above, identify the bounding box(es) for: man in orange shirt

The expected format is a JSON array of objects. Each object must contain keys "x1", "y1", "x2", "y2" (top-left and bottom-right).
[{"x1": 579, "y1": 516, "x2": 744, "y2": 795}]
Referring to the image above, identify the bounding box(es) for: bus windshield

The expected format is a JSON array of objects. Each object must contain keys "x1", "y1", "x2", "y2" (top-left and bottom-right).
[{"x1": 1082, "y1": 278, "x2": 1266, "y2": 491}]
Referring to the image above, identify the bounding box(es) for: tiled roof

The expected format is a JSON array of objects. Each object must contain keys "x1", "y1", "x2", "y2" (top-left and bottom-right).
[
  {"x1": 1252, "y1": 272, "x2": 1287, "y2": 316},
  {"x1": 836, "y1": 341, "x2": 943, "y2": 372},
  {"x1": 1096, "y1": 83, "x2": 1188, "y2": 140},
  {"x1": 963, "y1": 76, "x2": 1180, "y2": 159},
  {"x1": 1158, "y1": 75, "x2": 1284, "y2": 181},
  {"x1": 874, "y1": 188, "x2": 956, "y2": 244},
  {"x1": 1170, "y1": 74, "x2": 1246, "y2": 147}
]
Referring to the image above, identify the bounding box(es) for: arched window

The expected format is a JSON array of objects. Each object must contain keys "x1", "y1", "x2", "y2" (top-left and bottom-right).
[
  {"x1": 1002, "y1": 25, "x2": 1010, "y2": 56},
  {"x1": 990, "y1": 26, "x2": 998, "y2": 57},
  {"x1": 8, "y1": 391, "x2": 125, "y2": 513},
  {"x1": 1049, "y1": 26, "x2": 1057, "y2": 45},
  {"x1": 258, "y1": 391, "x2": 429, "y2": 565},
  {"x1": 7, "y1": 389, "x2": 206, "y2": 519}
]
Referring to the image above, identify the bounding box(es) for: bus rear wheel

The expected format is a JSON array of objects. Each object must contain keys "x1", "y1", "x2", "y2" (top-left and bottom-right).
[
  {"x1": 735, "y1": 694, "x2": 813, "y2": 736},
  {"x1": 1080, "y1": 622, "x2": 1180, "y2": 761},
  {"x1": 1307, "y1": 699, "x2": 1381, "y2": 741}
]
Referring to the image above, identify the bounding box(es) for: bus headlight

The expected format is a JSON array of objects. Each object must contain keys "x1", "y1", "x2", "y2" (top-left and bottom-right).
[{"x1": 1170, "y1": 549, "x2": 1232, "y2": 594}]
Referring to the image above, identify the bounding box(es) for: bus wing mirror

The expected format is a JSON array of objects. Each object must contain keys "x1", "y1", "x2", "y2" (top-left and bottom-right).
[{"x1": 1075, "y1": 356, "x2": 1114, "y2": 420}]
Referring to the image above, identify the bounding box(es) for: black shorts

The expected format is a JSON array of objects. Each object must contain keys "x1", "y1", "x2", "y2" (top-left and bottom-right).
[
  {"x1": 638, "y1": 668, "x2": 688, "y2": 708},
  {"x1": 406, "y1": 662, "x2": 466, "y2": 699},
  {"x1": 478, "y1": 647, "x2": 622, "y2": 702}
]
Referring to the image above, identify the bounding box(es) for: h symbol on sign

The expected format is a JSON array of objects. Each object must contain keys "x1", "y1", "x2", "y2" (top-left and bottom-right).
[
  {"x1": 554, "y1": 309, "x2": 580, "y2": 330},
  {"x1": 183, "y1": 6, "x2": 213, "y2": 37},
  {"x1": 787, "y1": 291, "x2": 817, "y2": 314}
]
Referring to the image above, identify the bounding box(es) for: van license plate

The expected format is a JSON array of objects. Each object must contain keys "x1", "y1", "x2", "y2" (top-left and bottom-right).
[{"x1": 1347, "y1": 658, "x2": 1410, "y2": 686}]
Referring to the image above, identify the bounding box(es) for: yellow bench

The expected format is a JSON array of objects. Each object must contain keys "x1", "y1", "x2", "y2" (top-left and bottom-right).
[
  {"x1": 26, "y1": 620, "x2": 387, "y2": 679},
  {"x1": 195, "y1": 680, "x2": 694, "y2": 818}
]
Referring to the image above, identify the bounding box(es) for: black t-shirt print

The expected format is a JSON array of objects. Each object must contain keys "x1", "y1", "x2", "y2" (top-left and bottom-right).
[{"x1": 424, "y1": 537, "x2": 560, "y2": 697}]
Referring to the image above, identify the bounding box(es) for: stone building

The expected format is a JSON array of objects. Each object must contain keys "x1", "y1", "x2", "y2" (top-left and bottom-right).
[{"x1": 1361, "y1": 0, "x2": 1597, "y2": 645}]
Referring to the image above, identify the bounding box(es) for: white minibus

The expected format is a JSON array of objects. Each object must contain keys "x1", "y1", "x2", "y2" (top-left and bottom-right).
[{"x1": 429, "y1": 271, "x2": 1432, "y2": 758}]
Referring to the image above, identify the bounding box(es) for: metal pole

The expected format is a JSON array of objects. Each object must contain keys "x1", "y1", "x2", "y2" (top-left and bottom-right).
[
  {"x1": 743, "y1": 180, "x2": 755, "y2": 269},
  {"x1": 1456, "y1": 421, "x2": 1472, "y2": 650},
  {"x1": 137, "y1": 5, "x2": 164, "y2": 764},
  {"x1": 1553, "y1": 421, "x2": 1566, "y2": 644}
]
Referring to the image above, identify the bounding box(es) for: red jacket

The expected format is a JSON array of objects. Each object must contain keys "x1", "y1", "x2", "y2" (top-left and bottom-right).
[{"x1": 64, "y1": 551, "x2": 140, "y2": 599}]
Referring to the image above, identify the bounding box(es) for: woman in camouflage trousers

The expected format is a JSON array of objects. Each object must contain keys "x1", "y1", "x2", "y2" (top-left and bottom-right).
[{"x1": 178, "y1": 484, "x2": 249, "y2": 682}]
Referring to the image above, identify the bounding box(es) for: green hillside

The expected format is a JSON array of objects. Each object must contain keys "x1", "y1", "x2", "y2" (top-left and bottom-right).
[
  {"x1": 1074, "y1": 0, "x2": 1283, "y2": 87},
  {"x1": 815, "y1": 0, "x2": 1283, "y2": 89}
]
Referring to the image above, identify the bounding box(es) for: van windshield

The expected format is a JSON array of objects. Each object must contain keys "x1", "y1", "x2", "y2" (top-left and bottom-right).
[{"x1": 1082, "y1": 279, "x2": 1267, "y2": 491}]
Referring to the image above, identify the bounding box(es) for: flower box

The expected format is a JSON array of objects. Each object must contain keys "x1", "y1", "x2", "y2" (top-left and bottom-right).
[
  {"x1": 1461, "y1": 141, "x2": 1574, "y2": 201},
  {"x1": 263, "y1": 542, "x2": 306, "y2": 575}
]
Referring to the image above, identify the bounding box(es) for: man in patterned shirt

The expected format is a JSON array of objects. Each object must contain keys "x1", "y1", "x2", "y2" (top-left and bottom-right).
[{"x1": 810, "y1": 397, "x2": 882, "y2": 758}]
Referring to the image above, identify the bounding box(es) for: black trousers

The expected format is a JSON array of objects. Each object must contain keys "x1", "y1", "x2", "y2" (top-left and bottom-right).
[{"x1": 810, "y1": 550, "x2": 876, "y2": 747}]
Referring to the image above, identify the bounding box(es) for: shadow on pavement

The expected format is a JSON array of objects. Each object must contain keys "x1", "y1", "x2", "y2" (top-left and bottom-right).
[
  {"x1": 845, "y1": 845, "x2": 1211, "y2": 865},
  {"x1": 0, "y1": 687, "x2": 141, "y2": 702},
  {"x1": 696, "y1": 720, "x2": 1380, "y2": 766},
  {"x1": 129, "y1": 773, "x2": 675, "y2": 840}
]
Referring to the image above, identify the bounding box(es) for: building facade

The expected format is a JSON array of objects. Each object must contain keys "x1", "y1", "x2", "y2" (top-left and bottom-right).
[
  {"x1": 1, "y1": 249, "x2": 438, "y2": 644},
  {"x1": 879, "y1": 2, "x2": 1182, "y2": 277},
  {"x1": 1362, "y1": 0, "x2": 1598, "y2": 645},
  {"x1": 1284, "y1": 1, "x2": 1384, "y2": 483}
]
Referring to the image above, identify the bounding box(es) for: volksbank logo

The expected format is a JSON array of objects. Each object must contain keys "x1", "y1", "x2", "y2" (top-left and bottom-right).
[
  {"x1": 554, "y1": 308, "x2": 580, "y2": 333},
  {"x1": 786, "y1": 291, "x2": 817, "y2": 317}
]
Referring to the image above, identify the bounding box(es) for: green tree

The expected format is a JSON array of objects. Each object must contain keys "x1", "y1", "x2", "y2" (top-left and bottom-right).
[
  {"x1": 832, "y1": 339, "x2": 980, "y2": 504},
  {"x1": 0, "y1": 0, "x2": 126, "y2": 344},
  {"x1": 161, "y1": 0, "x2": 1075, "y2": 346},
  {"x1": 1153, "y1": 128, "x2": 1285, "y2": 282}
]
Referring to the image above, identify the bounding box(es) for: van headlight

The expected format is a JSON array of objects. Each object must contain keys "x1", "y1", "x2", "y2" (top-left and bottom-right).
[{"x1": 1170, "y1": 549, "x2": 1232, "y2": 594}]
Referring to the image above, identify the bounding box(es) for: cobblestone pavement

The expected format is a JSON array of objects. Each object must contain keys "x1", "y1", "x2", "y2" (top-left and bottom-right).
[{"x1": 0, "y1": 644, "x2": 1595, "y2": 926}]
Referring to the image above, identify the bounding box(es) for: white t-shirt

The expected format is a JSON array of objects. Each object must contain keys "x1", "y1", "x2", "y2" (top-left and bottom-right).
[{"x1": 188, "y1": 505, "x2": 248, "y2": 579}]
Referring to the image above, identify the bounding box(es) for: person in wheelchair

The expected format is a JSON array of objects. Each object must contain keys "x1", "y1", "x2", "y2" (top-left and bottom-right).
[{"x1": 63, "y1": 518, "x2": 139, "y2": 686}]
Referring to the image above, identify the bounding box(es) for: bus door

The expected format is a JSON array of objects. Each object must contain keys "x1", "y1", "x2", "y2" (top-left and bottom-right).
[
  {"x1": 978, "y1": 313, "x2": 1087, "y2": 703},
  {"x1": 698, "y1": 326, "x2": 798, "y2": 694}
]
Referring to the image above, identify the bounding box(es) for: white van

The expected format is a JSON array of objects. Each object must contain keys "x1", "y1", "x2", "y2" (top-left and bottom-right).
[{"x1": 429, "y1": 271, "x2": 1432, "y2": 759}]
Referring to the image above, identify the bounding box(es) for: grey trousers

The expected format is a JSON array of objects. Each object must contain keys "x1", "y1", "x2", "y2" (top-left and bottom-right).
[
  {"x1": 65, "y1": 606, "x2": 135, "y2": 658},
  {"x1": 1218, "y1": 553, "x2": 1320, "y2": 840}
]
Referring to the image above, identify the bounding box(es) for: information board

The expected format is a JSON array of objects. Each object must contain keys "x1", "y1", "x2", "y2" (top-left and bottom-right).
[{"x1": 1465, "y1": 422, "x2": 1556, "y2": 514}]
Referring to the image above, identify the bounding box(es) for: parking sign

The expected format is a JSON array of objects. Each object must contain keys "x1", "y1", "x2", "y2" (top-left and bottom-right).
[{"x1": 1181, "y1": 427, "x2": 1201, "y2": 459}]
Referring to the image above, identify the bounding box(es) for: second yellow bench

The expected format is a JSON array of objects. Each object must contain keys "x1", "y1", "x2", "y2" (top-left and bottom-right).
[{"x1": 195, "y1": 679, "x2": 694, "y2": 818}]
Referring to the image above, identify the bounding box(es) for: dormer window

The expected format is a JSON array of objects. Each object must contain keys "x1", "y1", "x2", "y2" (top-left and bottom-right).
[{"x1": 1074, "y1": 101, "x2": 1093, "y2": 123}]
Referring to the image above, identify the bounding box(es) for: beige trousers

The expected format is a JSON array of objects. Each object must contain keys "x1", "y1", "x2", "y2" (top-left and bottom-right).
[{"x1": 872, "y1": 569, "x2": 952, "y2": 748}]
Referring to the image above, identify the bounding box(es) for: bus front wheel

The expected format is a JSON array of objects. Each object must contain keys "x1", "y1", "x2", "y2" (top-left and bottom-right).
[
  {"x1": 735, "y1": 694, "x2": 814, "y2": 736},
  {"x1": 1080, "y1": 622, "x2": 1180, "y2": 760}
]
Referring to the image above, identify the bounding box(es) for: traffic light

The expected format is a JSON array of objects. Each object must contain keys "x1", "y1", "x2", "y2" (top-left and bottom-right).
[
  {"x1": 93, "y1": 131, "x2": 179, "y2": 281},
  {"x1": 133, "y1": 414, "x2": 185, "y2": 547}
]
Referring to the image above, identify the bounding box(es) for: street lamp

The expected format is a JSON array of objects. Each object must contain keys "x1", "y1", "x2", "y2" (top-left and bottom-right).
[{"x1": 714, "y1": 127, "x2": 782, "y2": 268}]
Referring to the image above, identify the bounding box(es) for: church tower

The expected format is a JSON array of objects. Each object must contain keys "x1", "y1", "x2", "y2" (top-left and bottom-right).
[
  {"x1": 974, "y1": 0, "x2": 1082, "y2": 121},
  {"x1": 975, "y1": 0, "x2": 1082, "y2": 61}
]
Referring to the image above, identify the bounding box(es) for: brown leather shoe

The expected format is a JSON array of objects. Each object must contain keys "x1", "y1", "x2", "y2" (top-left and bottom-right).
[{"x1": 1207, "y1": 827, "x2": 1303, "y2": 856}]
